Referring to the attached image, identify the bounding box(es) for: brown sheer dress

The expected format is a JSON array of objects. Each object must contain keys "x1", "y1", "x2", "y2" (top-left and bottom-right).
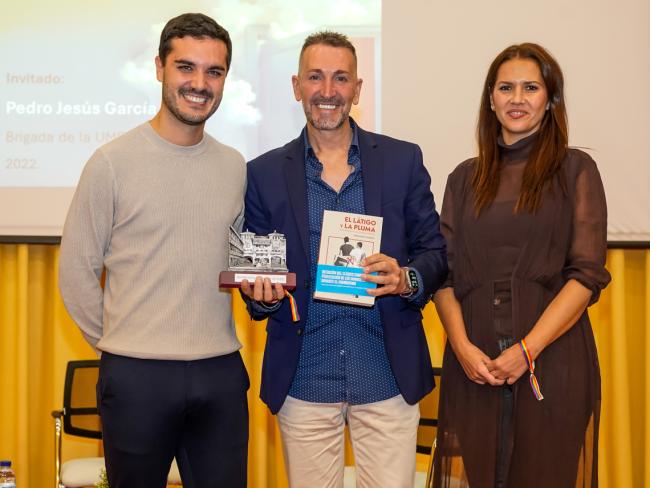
[{"x1": 433, "y1": 133, "x2": 611, "y2": 488}]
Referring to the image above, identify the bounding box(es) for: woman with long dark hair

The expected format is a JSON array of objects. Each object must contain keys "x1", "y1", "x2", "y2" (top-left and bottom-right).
[{"x1": 432, "y1": 43, "x2": 610, "y2": 487}]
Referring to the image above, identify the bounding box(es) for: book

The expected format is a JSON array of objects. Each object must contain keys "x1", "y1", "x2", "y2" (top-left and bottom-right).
[{"x1": 314, "y1": 210, "x2": 383, "y2": 306}]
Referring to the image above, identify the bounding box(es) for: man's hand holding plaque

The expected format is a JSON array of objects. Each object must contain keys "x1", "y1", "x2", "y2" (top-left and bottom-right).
[{"x1": 239, "y1": 275, "x2": 286, "y2": 305}]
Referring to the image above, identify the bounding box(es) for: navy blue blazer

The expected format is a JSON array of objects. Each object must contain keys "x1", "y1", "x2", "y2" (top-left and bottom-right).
[{"x1": 244, "y1": 125, "x2": 448, "y2": 414}]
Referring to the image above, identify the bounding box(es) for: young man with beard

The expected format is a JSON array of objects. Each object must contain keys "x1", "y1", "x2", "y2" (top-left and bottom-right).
[
  {"x1": 59, "y1": 13, "x2": 248, "y2": 488},
  {"x1": 241, "y1": 32, "x2": 448, "y2": 487}
]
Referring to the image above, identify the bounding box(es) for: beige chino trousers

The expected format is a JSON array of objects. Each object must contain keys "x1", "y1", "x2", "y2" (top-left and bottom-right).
[{"x1": 277, "y1": 394, "x2": 420, "y2": 488}]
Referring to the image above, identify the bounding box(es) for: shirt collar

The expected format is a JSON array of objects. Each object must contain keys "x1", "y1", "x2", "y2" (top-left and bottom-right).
[{"x1": 303, "y1": 118, "x2": 360, "y2": 161}]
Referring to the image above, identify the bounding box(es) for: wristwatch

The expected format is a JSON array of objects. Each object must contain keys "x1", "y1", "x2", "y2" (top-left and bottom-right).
[{"x1": 400, "y1": 267, "x2": 419, "y2": 297}]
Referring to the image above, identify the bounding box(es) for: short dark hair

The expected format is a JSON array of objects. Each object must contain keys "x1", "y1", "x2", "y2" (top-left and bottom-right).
[
  {"x1": 299, "y1": 31, "x2": 356, "y2": 67},
  {"x1": 158, "y1": 13, "x2": 232, "y2": 69}
]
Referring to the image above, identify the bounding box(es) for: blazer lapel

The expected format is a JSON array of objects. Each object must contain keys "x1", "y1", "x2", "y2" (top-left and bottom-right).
[
  {"x1": 358, "y1": 127, "x2": 382, "y2": 217},
  {"x1": 283, "y1": 136, "x2": 311, "y2": 263}
]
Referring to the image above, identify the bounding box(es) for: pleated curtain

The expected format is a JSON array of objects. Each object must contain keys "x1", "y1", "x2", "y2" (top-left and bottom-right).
[{"x1": 0, "y1": 244, "x2": 647, "y2": 488}]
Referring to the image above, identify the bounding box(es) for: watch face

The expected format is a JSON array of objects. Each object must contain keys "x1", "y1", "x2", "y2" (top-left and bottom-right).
[{"x1": 407, "y1": 269, "x2": 419, "y2": 290}]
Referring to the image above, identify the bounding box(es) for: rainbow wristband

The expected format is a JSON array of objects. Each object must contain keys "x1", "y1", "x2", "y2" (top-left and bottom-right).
[
  {"x1": 519, "y1": 339, "x2": 544, "y2": 401},
  {"x1": 284, "y1": 290, "x2": 300, "y2": 322}
]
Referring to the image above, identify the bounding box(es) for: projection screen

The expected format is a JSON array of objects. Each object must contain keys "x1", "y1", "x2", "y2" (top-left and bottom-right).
[{"x1": 1, "y1": 0, "x2": 648, "y2": 244}]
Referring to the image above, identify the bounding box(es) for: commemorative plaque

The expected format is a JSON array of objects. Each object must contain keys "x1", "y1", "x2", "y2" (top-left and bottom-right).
[{"x1": 219, "y1": 226, "x2": 296, "y2": 291}]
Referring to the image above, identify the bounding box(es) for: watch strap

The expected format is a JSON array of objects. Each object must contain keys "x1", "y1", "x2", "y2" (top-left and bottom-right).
[{"x1": 400, "y1": 267, "x2": 419, "y2": 297}]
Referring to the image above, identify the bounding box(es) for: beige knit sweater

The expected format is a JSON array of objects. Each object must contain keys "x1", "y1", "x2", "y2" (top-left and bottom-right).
[{"x1": 59, "y1": 123, "x2": 246, "y2": 360}]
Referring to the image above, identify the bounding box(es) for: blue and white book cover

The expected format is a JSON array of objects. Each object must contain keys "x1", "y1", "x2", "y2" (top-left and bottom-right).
[{"x1": 314, "y1": 210, "x2": 383, "y2": 306}]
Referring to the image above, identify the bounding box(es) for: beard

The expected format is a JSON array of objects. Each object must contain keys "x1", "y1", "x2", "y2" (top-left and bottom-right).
[
  {"x1": 303, "y1": 95, "x2": 349, "y2": 130},
  {"x1": 162, "y1": 84, "x2": 221, "y2": 126}
]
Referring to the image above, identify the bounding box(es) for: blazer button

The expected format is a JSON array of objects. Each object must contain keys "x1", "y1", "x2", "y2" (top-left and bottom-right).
[{"x1": 296, "y1": 328, "x2": 303, "y2": 336}]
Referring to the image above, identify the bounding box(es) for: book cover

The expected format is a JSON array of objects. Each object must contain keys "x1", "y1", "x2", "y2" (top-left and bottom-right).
[{"x1": 314, "y1": 210, "x2": 383, "y2": 306}]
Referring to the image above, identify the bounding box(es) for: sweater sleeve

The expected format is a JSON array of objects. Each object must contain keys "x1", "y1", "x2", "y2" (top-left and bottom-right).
[{"x1": 58, "y1": 149, "x2": 116, "y2": 347}]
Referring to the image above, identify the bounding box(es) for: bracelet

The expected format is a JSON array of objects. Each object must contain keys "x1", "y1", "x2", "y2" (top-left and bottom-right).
[
  {"x1": 284, "y1": 290, "x2": 300, "y2": 322},
  {"x1": 519, "y1": 339, "x2": 544, "y2": 401}
]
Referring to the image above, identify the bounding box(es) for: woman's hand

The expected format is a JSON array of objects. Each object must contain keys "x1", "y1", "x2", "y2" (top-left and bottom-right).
[
  {"x1": 486, "y1": 345, "x2": 528, "y2": 385},
  {"x1": 453, "y1": 341, "x2": 505, "y2": 386},
  {"x1": 434, "y1": 288, "x2": 504, "y2": 386}
]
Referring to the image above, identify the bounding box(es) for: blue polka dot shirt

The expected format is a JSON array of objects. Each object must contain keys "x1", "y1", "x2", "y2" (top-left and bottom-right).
[{"x1": 287, "y1": 121, "x2": 400, "y2": 404}]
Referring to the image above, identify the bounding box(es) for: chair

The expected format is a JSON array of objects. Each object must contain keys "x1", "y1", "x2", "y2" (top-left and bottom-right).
[{"x1": 52, "y1": 360, "x2": 181, "y2": 488}]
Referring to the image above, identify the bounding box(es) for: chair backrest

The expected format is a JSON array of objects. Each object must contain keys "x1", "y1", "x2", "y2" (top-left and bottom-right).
[
  {"x1": 63, "y1": 360, "x2": 102, "y2": 439},
  {"x1": 417, "y1": 367, "x2": 442, "y2": 455}
]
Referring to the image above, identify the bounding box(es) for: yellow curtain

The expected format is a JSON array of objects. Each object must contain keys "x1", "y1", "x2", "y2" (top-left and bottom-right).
[{"x1": 0, "y1": 244, "x2": 647, "y2": 488}]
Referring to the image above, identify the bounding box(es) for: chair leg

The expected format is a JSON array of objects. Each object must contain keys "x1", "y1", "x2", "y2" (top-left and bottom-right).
[
  {"x1": 425, "y1": 438, "x2": 436, "y2": 488},
  {"x1": 53, "y1": 414, "x2": 63, "y2": 488}
]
